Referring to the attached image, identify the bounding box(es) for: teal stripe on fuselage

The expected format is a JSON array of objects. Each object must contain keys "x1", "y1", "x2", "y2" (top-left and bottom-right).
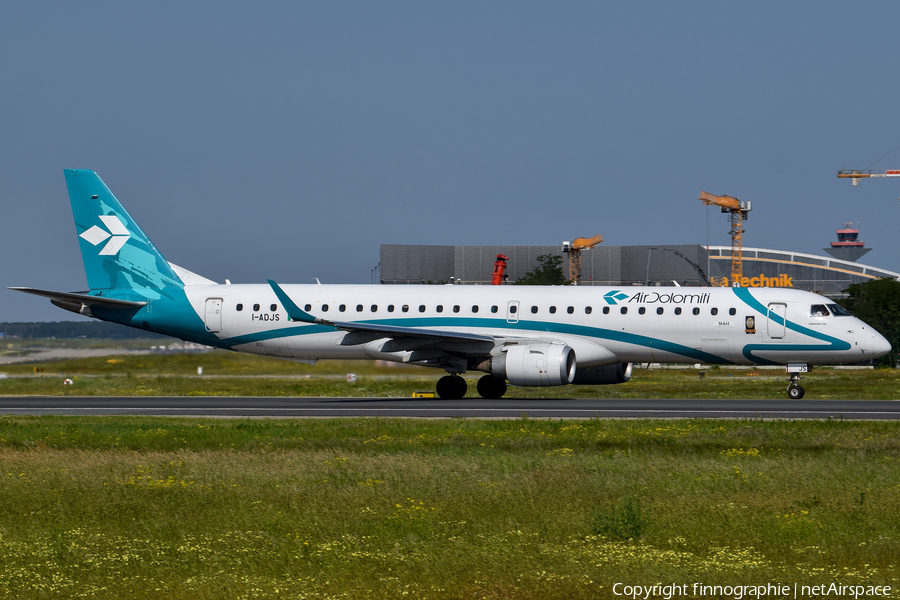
[
  {"x1": 220, "y1": 316, "x2": 730, "y2": 364},
  {"x1": 731, "y1": 287, "x2": 851, "y2": 365},
  {"x1": 224, "y1": 323, "x2": 338, "y2": 347}
]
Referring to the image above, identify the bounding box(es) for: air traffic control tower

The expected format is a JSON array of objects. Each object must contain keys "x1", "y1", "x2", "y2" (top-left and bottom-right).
[{"x1": 823, "y1": 222, "x2": 872, "y2": 263}]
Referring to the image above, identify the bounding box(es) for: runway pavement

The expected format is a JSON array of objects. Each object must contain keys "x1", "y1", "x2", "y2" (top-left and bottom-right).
[{"x1": 1, "y1": 396, "x2": 899, "y2": 419}]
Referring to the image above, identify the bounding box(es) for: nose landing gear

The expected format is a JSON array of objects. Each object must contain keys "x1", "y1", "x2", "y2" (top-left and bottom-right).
[
  {"x1": 786, "y1": 364, "x2": 808, "y2": 400},
  {"x1": 787, "y1": 380, "x2": 805, "y2": 400}
]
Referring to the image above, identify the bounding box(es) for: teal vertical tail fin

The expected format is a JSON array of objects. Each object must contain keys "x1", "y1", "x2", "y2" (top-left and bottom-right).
[{"x1": 64, "y1": 169, "x2": 184, "y2": 292}]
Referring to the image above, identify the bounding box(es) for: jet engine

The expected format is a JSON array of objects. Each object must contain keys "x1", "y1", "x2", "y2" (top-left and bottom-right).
[
  {"x1": 571, "y1": 362, "x2": 633, "y2": 385},
  {"x1": 490, "y1": 343, "x2": 576, "y2": 386}
]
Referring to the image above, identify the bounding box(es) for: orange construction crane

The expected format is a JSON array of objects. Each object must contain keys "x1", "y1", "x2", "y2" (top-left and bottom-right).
[
  {"x1": 490, "y1": 254, "x2": 510, "y2": 285},
  {"x1": 699, "y1": 191, "x2": 752, "y2": 286},
  {"x1": 561, "y1": 234, "x2": 602, "y2": 284},
  {"x1": 837, "y1": 169, "x2": 900, "y2": 186}
]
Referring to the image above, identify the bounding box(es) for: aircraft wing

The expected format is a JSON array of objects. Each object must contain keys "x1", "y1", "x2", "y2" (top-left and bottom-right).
[
  {"x1": 327, "y1": 320, "x2": 496, "y2": 347},
  {"x1": 267, "y1": 280, "x2": 496, "y2": 348},
  {"x1": 9, "y1": 287, "x2": 147, "y2": 310}
]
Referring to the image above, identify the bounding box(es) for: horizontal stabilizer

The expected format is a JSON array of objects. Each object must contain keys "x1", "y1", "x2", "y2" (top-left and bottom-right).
[{"x1": 8, "y1": 287, "x2": 147, "y2": 310}]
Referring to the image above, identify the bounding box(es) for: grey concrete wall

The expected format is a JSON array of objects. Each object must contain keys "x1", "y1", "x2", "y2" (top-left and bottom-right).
[{"x1": 381, "y1": 244, "x2": 895, "y2": 295}]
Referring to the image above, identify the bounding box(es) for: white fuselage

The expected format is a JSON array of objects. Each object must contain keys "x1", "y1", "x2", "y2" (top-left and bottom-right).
[{"x1": 180, "y1": 284, "x2": 887, "y2": 368}]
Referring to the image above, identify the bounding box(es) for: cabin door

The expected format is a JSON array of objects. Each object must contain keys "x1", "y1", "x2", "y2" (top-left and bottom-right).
[
  {"x1": 766, "y1": 302, "x2": 786, "y2": 340},
  {"x1": 205, "y1": 298, "x2": 223, "y2": 333}
]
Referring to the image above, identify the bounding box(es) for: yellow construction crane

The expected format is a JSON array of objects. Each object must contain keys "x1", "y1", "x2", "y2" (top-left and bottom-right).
[
  {"x1": 561, "y1": 234, "x2": 602, "y2": 285},
  {"x1": 837, "y1": 169, "x2": 900, "y2": 185},
  {"x1": 699, "y1": 191, "x2": 752, "y2": 286}
]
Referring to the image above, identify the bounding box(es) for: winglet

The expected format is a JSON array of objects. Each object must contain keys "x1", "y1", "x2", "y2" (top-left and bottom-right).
[{"x1": 267, "y1": 280, "x2": 317, "y2": 323}]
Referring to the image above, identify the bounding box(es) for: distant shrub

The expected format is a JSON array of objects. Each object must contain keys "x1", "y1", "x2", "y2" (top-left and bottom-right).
[{"x1": 592, "y1": 497, "x2": 648, "y2": 540}]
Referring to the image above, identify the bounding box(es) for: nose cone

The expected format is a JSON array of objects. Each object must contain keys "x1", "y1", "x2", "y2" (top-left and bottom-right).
[{"x1": 873, "y1": 331, "x2": 892, "y2": 358}]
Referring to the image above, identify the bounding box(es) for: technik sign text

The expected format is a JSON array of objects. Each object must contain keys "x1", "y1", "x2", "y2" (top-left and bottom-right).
[{"x1": 710, "y1": 274, "x2": 794, "y2": 288}]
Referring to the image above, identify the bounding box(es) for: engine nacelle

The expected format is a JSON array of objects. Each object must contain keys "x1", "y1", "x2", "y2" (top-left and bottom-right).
[
  {"x1": 491, "y1": 344, "x2": 576, "y2": 386},
  {"x1": 571, "y1": 362, "x2": 633, "y2": 385}
]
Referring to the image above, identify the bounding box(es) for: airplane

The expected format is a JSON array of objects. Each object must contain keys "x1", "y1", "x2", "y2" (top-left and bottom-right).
[{"x1": 10, "y1": 170, "x2": 892, "y2": 400}]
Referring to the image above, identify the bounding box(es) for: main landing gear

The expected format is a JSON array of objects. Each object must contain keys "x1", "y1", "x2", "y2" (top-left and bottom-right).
[
  {"x1": 436, "y1": 375, "x2": 467, "y2": 400},
  {"x1": 435, "y1": 374, "x2": 509, "y2": 399},
  {"x1": 786, "y1": 364, "x2": 807, "y2": 400},
  {"x1": 476, "y1": 375, "x2": 507, "y2": 399}
]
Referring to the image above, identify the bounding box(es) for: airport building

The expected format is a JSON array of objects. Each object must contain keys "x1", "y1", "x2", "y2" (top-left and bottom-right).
[{"x1": 380, "y1": 243, "x2": 899, "y2": 296}]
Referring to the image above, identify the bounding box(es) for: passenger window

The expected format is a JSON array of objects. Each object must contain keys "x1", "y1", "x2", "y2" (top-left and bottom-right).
[
  {"x1": 810, "y1": 304, "x2": 830, "y2": 317},
  {"x1": 692, "y1": 308, "x2": 700, "y2": 315},
  {"x1": 270, "y1": 304, "x2": 277, "y2": 312},
  {"x1": 370, "y1": 305, "x2": 378, "y2": 312},
  {"x1": 236, "y1": 304, "x2": 243, "y2": 311},
  {"x1": 711, "y1": 308, "x2": 718, "y2": 316},
  {"x1": 620, "y1": 307, "x2": 627, "y2": 315},
  {"x1": 549, "y1": 306, "x2": 557, "y2": 314},
  {"x1": 531, "y1": 306, "x2": 538, "y2": 314},
  {"x1": 567, "y1": 306, "x2": 574, "y2": 314},
  {"x1": 356, "y1": 304, "x2": 364, "y2": 312},
  {"x1": 253, "y1": 304, "x2": 260, "y2": 312},
  {"x1": 322, "y1": 304, "x2": 329, "y2": 312},
  {"x1": 827, "y1": 304, "x2": 851, "y2": 317},
  {"x1": 657, "y1": 307, "x2": 664, "y2": 315},
  {"x1": 453, "y1": 305, "x2": 460, "y2": 313},
  {"x1": 638, "y1": 307, "x2": 646, "y2": 315},
  {"x1": 491, "y1": 306, "x2": 499, "y2": 313},
  {"x1": 305, "y1": 304, "x2": 312, "y2": 311},
  {"x1": 436, "y1": 305, "x2": 443, "y2": 313},
  {"x1": 402, "y1": 305, "x2": 409, "y2": 313},
  {"x1": 602, "y1": 307, "x2": 610, "y2": 315},
  {"x1": 510, "y1": 305, "x2": 517, "y2": 314},
  {"x1": 729, "y1": 308, "x2": 736, "y2": 316},
  {"x1": 472, "y1": 305, "x2": 479, "y2": 313},
  {"x1": 419, "y1": 305, "x2": 426, "y2": 313},
  {"x1": 387, "y1": 305, "x2": 395, "y2": 312},
  {"x1": 675, "y1": 307, "x2": 682, "y2": 315},
  {"x1": 585, "y1": 306, "x2": 592, "y2": 315},
  {"x1": 339, "y1": 304, "x2": 346, "y2": 312}
]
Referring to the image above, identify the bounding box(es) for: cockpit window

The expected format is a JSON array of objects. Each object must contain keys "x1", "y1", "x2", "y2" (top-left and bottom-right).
[
  {"x1": 827, "y1": 304, "x2": 852, "y2": 317},
  {"x1": 810, "y1": 304, "x2": 830, "y2": 317}
]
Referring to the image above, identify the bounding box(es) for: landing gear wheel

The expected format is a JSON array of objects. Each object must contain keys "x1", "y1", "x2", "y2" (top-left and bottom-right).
[
  {"x1": 436, "y1": 375, "x2": 467, "y2": 399},
  {"x1": 787, "y1": 384, "x2": 805, "y2": 400},
  {"x1": 477, "y1": 375, "x2": 507, "y2": 399}
]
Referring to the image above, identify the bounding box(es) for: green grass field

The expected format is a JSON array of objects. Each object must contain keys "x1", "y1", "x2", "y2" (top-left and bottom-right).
[
  {"x1": 1, "y1": 348, "x2": 898, "y2": 399},
  {"x1": 1, "y1": 417, "x2": 899, "y2": 598},
  {"x1": 2, "y1": 346, "x2": 899, "y2": 598}
]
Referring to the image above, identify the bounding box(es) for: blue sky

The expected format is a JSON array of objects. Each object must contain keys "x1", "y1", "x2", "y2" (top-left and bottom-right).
[{"x1": 3, "y1": 1, "x2": 899, "y2": 322}]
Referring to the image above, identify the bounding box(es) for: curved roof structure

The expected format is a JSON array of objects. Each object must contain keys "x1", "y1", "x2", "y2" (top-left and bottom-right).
[{"x1": 706, "y1": 246, "x2": 898, "y2": 294}]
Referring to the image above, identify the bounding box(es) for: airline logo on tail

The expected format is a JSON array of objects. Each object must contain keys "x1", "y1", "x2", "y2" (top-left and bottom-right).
[{"x1": 79, "y1": 215, "x2": 131, "y2": 256}]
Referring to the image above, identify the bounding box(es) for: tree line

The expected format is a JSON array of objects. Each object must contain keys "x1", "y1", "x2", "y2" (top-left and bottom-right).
[{"x1": 0, "y1": 321, "x2": 170, "y2": 340}]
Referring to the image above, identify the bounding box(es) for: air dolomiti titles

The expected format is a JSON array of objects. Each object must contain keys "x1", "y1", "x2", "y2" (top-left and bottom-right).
[{"x1": 627, "y1": 292, "x2": 711, "y2": 304}]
